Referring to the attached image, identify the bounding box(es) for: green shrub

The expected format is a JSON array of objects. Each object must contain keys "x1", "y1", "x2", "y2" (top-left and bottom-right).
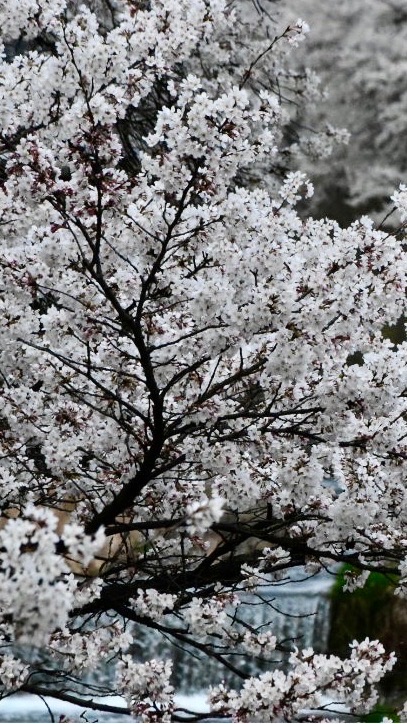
[{"x1": 329, "y1": 565, "x2": 405, "y2": 702}]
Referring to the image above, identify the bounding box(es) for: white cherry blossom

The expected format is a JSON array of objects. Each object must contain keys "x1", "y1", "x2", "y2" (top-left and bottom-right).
[{"x1": 0, "y1": 0, "x2": 404, "y2": 720}]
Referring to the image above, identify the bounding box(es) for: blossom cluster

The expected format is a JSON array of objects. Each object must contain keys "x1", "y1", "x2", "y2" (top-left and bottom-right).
[
  {"x1": 210, "y1": 640, "x2": 396, "y2": 722},
  {"x1": 0, "y1": 506, "x2": 104, "y2": 646},
  {"x1": 116, "y1": 656, "x2": 174, "y2": 722}
]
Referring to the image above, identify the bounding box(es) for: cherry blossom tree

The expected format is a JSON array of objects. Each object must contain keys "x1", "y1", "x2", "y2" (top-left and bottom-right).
[
  {"x1": 279, "y1": 0, "x2": 407, "y2": 225},
  {"x1": 0, "y1": 0, "x2": 406, "y2": 721}
]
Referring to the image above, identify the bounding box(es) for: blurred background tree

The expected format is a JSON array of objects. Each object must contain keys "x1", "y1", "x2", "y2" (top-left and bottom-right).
[{"x1": 277, "y1": 0, "x2": 407, "y2": 227}]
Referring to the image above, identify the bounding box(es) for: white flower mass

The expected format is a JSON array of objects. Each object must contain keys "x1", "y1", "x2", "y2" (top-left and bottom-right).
[{"x1": 0, "y1": 0, "x2": 405, "y2": 720}]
